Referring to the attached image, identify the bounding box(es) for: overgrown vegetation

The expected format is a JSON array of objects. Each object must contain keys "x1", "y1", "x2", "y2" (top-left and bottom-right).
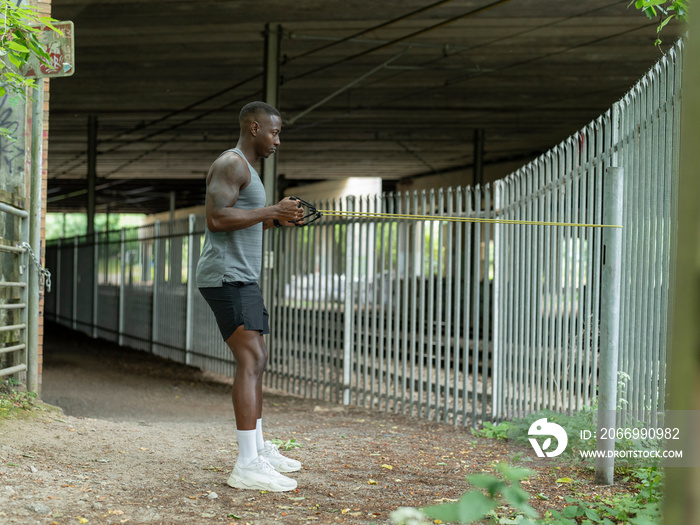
[
  {"x1": 540, "y1": 463, "x2": 663, "y2": 525},
  {"x1": 0, "y1": 0, "x2": 61, "y2": 137},
  {"x1": 392, "y1": 406, "x2": 666, "y2": 525},
  {"x1": 0, "y1": 377, "x2": 39, "y2": 420}
]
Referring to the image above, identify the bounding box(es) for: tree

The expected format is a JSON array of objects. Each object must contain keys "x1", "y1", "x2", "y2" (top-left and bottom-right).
[{"x1": 0, "y1": 0, "x2": 59, "y2": 137}]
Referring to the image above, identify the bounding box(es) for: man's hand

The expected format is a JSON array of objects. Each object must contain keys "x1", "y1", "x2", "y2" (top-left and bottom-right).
[{"x1": 275, "y1": 197, "x2": 305, "y2": 226}]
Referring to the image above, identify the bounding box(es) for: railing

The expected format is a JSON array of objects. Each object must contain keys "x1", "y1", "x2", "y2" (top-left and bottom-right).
[
  {"x1": 0, "y1": 202, "x2": 30, "y2": 379},
  {"x1": 45, "y1": 42, "x2": 682, "y2": 428}
]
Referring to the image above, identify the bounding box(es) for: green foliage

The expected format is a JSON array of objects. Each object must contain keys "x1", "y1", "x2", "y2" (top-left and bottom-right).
[
  {"x1": 0, "y1": 2, "x2": 55, "y2": 86},
  {"x1": 540, "y1": 467, "x2": 664, "y2": 525},
  {"x1": 415, "y1": 463, "x2": 538, "y2": 525},
  {"x1": 0, "y1": 0, "x2": 61, "y2": 137},
  {"x1": 0, "y1": 378, "x2": 38, "y2": 420},
  {"x1": 270, "y1": 437, "x2": 302, "y2": 451},
  {"x1": 473, "y1": 420, "x2": 511, "y2": 440},
  {"x1": 45, "y1": 213, "x2": 146, "y2": 240},
  {"x1": 391, "y1": 460, "x2": 664, "y2": 525},
  {"x1": 393, "y1": 403, "x2": 667, "y2": 525},
  {"x1": 630, "y1": 465, "x2": 664, "y2": 503},
  {"x1": 498, "y1": 402, "x2": 662, "y2": 472},
  {"x1": 502, "y1": 405, "x2": 600, "y2": 462},
  {"x1": 629, "y1": 0, "x2": 689, "y2": 46}
]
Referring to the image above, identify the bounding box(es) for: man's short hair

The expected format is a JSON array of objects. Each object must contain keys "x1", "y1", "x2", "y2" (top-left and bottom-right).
[{"x1": 239, "y1": 101, "x2": 281, "y2": 124}]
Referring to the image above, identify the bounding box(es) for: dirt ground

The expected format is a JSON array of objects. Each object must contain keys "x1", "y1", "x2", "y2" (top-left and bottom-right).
[{"x1": 0, "y1": 323, "x2": 634, "y2": 525}]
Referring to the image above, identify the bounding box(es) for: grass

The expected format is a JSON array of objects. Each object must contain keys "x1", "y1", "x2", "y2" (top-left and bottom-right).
[{"x1": 0, "y1": 378, "x2": 46, "y2": 421}]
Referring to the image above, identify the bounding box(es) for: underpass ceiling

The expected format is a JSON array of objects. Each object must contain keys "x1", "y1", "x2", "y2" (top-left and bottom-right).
[{"x1": 46, "y1": 0, "x2": 683, "y2": 214}]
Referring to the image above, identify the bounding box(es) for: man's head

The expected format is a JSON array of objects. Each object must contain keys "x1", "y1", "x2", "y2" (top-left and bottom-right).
[{"x1": 239, "y1": 101, "x2": 282, "y2": 159}]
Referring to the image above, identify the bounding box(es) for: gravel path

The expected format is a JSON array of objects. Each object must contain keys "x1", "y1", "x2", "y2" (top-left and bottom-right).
[{"x1": 2, "y1": 323, "x2": 497, "y2": 525}]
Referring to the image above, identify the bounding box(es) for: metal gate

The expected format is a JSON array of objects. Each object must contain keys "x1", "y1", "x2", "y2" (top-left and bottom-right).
[
  {"x1": 0, "y1": 78, "x2": 50, "y2": 393},
  {"x1": 0, "y1": 202, "x2": 30, "y2": 379}
]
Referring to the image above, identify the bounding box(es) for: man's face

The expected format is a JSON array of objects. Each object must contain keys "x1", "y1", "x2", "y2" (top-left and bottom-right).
[{"x1": 253, "y1": 114, "x2": 282, "y2": 159}]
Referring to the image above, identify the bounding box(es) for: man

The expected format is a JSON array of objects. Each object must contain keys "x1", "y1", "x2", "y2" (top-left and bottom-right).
[{"x1": 197, "y1": 101, "x2": 304, "y2": 492}]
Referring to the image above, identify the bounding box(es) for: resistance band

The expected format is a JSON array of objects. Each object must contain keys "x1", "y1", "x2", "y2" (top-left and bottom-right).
[{"x1": 289, "y1": 197, "x2": 622, "y2": 229}]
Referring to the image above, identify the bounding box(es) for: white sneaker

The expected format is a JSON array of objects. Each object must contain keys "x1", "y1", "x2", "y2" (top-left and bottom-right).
[
  {"x1": 258, "y1": 440, "x2": 302, "y2": 473},
  {"x1": 227, "y1": 456, "x2": 298, "y2": 492}
]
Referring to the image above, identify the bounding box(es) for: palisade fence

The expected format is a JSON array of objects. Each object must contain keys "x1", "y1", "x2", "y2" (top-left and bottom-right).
[{"x1": 45, "y1": 43, "x2": 681, "y2": 428}]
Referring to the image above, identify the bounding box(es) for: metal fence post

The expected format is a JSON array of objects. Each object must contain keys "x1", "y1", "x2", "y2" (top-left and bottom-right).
[
  {"x1": 595, "y1": 166, "x2": 624, "y2": 485},
  {"x1": 342, "y1": 197, "x2": 355, "y2": 405},
  {"x1": 185, "y1": 214, "x2": 196, "y2": 365},
  {"x1": 119, "y1": 228, "x2": 126, "y2": 346},
  {"x1": 27, "y1": 78, "x2": 44, "y2": 393},
  {"x1": 72, "y1": 236, "x2": 78, "y2": 331},
  {"x1": 19, "y1": 205, "x2": 30, "y2": 386},
  {"x1": 492, "y1": 181, "x2": 502, "y2": 421},
  {"x1": 152, "y1": 221, "x2": 161, "y2": 354},
  {"x1": 92, "y1": 231, "x2": 98, "y2": 338},
  {"x1": 55, "y1": 239, "x2": 61, "y2": 323}
]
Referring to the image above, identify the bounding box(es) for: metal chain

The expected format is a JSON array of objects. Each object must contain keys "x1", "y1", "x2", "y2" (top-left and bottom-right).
[{"x1": 21, "y1": 242, "x2": 52, "y2": 293}]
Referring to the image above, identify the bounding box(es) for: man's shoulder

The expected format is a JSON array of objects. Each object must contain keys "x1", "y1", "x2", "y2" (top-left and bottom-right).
[
  {"x1": 214, "y1": 150, "x2": 247, "y2": 169},
  {"x1": 209, "y1": 150, "x2": 251, "y2": 183}
]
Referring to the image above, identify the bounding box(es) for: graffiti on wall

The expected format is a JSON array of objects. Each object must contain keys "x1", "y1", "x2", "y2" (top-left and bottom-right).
[{"x1": 0, "y1": 93, "x2": 26, "y2": 186}]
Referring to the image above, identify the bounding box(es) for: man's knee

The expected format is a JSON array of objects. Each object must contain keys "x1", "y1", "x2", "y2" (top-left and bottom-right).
[
  {"x1": 228, "y1": 329, "x2": 268, "y2": 374},
  {"x1": 246, "y1": 346, "x2": 268, "y2": 376}
]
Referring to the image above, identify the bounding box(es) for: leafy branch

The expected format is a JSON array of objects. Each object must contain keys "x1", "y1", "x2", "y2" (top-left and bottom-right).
[
  {"x1": 629, "y1": 0, "x2": 689, "y2": 45},
  {"x1": 0, "y1": 0, "x2": 62, "y2": 138}
]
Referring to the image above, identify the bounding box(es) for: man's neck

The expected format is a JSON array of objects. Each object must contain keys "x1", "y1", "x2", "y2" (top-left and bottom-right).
[{"x1": 234, "y1": 139, "x2": 259, "y2": 165}]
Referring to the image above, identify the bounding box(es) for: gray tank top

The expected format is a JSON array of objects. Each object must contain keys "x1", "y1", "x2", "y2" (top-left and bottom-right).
[{"x1": 196, "y1": 148, "x2": 266, "y2": 287}]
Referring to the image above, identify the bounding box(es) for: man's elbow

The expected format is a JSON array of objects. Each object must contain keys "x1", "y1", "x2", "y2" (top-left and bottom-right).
[{"x1": 207, "y1": 216, "x2": 223, "y2": 233}]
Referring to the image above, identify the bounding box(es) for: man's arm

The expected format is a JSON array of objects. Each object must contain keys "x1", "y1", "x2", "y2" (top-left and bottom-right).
[{"x1": 205, "y1": 153, "x2": 303, "y2": 232}]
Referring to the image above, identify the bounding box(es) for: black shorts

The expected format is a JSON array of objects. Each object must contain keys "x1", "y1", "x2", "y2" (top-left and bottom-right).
[{"x1": 198, "y1": 282, "x2": 270, "y2": 340}]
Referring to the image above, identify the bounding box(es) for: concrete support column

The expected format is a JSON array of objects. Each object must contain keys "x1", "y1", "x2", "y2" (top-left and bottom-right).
[{"x1": 261, "y1": 22, "x2": 282, "y2": 311}]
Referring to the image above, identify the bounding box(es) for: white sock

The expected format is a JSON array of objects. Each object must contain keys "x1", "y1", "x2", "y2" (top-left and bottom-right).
[
  {"x1": 236, "y1": 429, "x2": 258, "y2": 467},
  {"x1": 255, "y1": 418, "x2": 264, "y2": 451}
]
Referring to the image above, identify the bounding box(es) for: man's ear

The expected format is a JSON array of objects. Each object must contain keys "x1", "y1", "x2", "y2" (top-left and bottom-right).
[{"x1": 250, "y1": 121, "x2": 259, "y2": 136}]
